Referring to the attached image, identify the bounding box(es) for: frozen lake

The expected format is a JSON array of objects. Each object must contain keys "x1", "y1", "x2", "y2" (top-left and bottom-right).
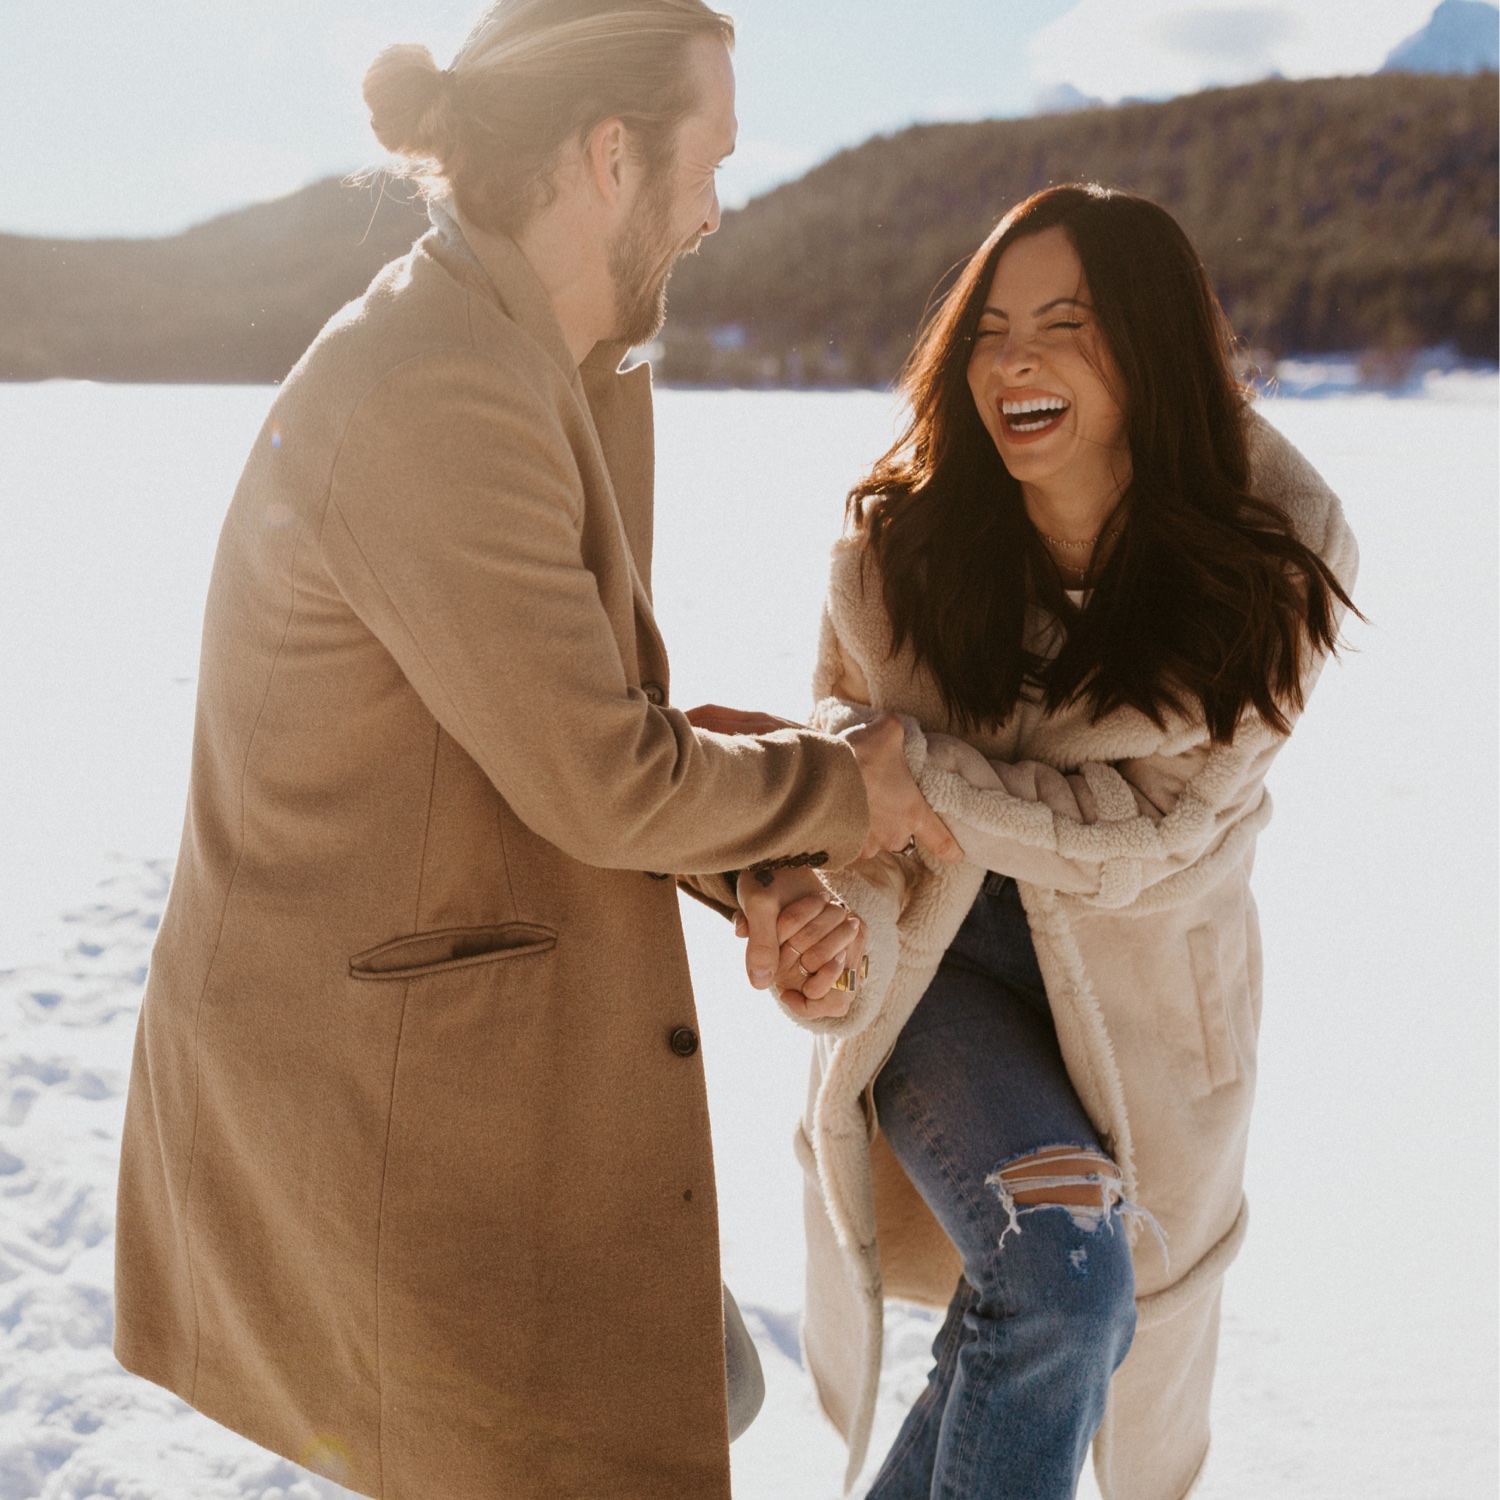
[{"x1": 0, "y1": 380, "x2": 1496, "y2": 1498}]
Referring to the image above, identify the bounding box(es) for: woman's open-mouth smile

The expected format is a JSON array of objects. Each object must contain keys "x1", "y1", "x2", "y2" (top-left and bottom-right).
[{"x1": 1000, "y1": 394, "x2": 1071, "y2": 443}]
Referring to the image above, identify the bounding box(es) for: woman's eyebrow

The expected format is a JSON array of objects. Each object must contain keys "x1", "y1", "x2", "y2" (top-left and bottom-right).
[{"x1": 977, "y1": 296, "x2": 1092, "y2": 320}]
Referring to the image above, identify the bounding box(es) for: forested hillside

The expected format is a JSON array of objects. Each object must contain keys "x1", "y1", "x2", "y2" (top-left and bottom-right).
[
  {"x1": 0, "y1": 180, "x2": 426, "y2": 382},
  {"x1": 0, "y1": 71, "x2": 1492, "y2": 385},
  {"x1": 662, "y1": 72, "x2": 1498, "y2": 384}
]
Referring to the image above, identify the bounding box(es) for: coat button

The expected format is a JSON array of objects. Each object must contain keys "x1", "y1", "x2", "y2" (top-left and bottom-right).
[
  {"x1": 669, "y1": 1027, "x2": 699, "y2": 1058},
  {"x1": 643, "y1": 682, "x2": 666, "y2": 706}
]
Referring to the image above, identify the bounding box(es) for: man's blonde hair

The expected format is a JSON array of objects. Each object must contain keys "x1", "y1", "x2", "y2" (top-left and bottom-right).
[{"x1": 364, "y1": 0, "x2": 734, "y2": 235}]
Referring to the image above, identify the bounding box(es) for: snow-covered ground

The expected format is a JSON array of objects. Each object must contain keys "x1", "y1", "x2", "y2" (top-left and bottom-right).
[{"x1": 0, "y1": 379, "x2": 1495, "y2": 1498}]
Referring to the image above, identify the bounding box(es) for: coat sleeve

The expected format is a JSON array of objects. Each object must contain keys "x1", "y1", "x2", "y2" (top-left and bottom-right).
[
  {"x1": 318, "y1": 349, "x2": 869, "y2": 875},
  {"x1": 908, "y1": 725, "x2": 1275, "y2": 908}
]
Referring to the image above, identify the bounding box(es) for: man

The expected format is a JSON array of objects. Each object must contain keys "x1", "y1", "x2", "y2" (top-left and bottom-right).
[{"x1": 113, "y1": 3, "x2": 956, "y2": 1498}]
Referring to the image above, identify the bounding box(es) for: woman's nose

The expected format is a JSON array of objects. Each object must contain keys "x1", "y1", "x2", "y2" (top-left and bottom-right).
[{"x1": 996, "y1": 333, "x2": 1038, "y2": 380}]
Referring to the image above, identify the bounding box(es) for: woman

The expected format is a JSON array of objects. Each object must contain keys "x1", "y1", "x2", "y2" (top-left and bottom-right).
[{"x1": 749, "y1": 185, "x2": 1358, "y2": 1499}]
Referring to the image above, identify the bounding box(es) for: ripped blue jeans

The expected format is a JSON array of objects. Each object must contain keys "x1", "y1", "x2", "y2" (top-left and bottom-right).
[{"x1": 868, "y1": 873, "x2": 1138, "y2": 1500}]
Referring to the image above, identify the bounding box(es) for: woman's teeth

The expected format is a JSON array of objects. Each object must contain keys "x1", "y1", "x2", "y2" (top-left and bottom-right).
[{"x1": 1001, "y1": 397, "x2": 1070, "y2": 432}]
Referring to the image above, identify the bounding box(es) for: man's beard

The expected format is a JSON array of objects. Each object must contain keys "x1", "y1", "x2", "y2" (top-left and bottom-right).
[{"x1": 607, "y1": 170, "x2": 699, "y2": 348}]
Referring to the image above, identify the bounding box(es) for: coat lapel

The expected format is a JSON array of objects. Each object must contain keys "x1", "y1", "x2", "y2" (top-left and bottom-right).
[{"x1": 436, "y1": 202, "x2": 669, "y2": 690}]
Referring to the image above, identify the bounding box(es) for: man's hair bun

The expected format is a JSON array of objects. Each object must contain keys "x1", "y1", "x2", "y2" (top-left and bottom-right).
[
  {"x1": 363, "y1": 43, "x2": 453, "y2": 160},
  {"x1": 360, "y1": 1, "x2": 736, "y2": 236}
]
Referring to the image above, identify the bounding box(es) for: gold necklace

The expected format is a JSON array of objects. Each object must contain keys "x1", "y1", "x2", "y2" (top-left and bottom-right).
[{"x1": 1037, "y1": 527, "x2": 1100, "y2": 552}]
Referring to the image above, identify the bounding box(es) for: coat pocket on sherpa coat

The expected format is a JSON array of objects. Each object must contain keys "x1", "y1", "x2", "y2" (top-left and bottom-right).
[
  {"x1": 348, "y1": 923, "x2": 558, "y2": 980},
  {"x1": 1186, "y1": 923, "x2": 1243, "y2": 1092}
]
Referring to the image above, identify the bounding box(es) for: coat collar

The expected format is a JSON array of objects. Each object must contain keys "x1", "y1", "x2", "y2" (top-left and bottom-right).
[
  {"x1": 428, "y1": 193, "x2": 577, "y2": 387},
  {"x1": 428, "y1": 194, "x2": 634, "y2": 393}
]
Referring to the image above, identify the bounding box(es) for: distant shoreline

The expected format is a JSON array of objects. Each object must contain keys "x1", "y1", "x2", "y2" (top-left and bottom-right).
[{"x1": 6, "y1": 363, "x2": 1496, "y2": 400}]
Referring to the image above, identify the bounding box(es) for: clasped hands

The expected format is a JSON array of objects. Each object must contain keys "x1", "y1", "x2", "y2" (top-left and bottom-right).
[{"x1": 687, "y1": 704, "x2": 961, "y2": 1019}]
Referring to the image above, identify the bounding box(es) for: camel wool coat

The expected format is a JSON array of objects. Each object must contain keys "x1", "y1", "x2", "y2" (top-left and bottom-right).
[
  {"x1": 113, "y1": 204, "x2": 869, "y2": 1500},
  {"x1": 790, "y1": 413, "x2": 1357, "y2": 1499}
]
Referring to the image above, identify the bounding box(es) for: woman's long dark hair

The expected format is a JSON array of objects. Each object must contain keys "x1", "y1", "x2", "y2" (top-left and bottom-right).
[{"x1": 850, "y1": 184, "x2": 1355, "y2": 743}]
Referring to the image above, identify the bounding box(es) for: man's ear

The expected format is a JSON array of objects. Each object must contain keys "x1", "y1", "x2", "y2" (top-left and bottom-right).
[{"x1": 583, "y1": 117, "x2": 630, "y2": 207}]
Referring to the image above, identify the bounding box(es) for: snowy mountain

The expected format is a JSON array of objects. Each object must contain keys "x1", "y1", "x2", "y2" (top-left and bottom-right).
[
  {"x1": 1380, "y1": 0, "x2": 1499, "y2": 74},
  {"x1": 1031, "y1": 81, "x2": 1105, "y2": 115}
]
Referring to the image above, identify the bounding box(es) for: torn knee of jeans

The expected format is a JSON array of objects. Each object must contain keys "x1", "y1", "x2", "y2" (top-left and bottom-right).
[
  {"x1": 985, "y1": 1145, "x2": 1167, "y2": 1265},
  {"x1": 989, "y1": 1146, "x2": 1123, "y2": 1231}
]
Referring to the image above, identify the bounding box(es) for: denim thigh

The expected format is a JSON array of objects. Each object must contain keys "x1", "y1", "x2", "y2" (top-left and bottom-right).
[{"x1": 873, "y1": 875, "x2": 1102, "y2": 1271}]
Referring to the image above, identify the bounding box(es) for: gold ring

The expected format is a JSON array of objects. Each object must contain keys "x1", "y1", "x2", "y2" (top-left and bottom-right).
[
  {"x1": 831, "y1": 955, "x2": 871, "y2": 992},
  {"x1": 796, "y1": 961, "x2": 816, "y2": 979},
  {"x1": 786, "y1": 942, "x2": 804, "y2": 959}
]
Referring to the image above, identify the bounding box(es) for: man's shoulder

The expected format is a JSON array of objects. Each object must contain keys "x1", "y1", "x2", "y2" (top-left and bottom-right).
[{"x1": 282, "y1": 234, "x2": 575, "y2": 431}]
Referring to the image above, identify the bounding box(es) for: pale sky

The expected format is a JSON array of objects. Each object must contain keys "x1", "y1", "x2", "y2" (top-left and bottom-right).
[
  {"x1": 1030, "y1": 0, "x2": 1443, "y2": 98},
  {"x1": 0, "y1": 0, "x2": 1451, "y2": 239}
]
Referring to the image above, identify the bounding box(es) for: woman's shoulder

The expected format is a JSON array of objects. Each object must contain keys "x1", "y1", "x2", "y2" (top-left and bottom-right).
[
  {"x1": 823, "y1": 521, "x2": 906, "y2": 674},
  {"x1": 827, "y1": 514, "x2": 873, "y2": 579},
  {"x1": 828, "y1": 510, "x2": 910, "y2": 640},
  {"x1": 1241, "y1": 404, "x2": 1359, "y2": 587},
  {"x1": 825, "y1": 528, "x2": 881, "y2": 639}
]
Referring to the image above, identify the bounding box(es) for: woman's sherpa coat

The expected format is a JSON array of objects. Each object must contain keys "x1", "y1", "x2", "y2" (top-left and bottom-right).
[
  {"x1": 793, "y1": 411, "x2": 1357, "y2": 1500},
  {"x1": 112, "y1": 205, "x2": 869, "y2": 1500}
]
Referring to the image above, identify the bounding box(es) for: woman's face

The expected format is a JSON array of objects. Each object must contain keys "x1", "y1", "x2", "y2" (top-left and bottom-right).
[{"x1": 966, "y1": 225, "x2": 1130, "y2": 499}]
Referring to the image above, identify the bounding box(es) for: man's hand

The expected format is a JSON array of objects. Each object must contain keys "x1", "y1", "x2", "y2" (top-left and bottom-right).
[
  {"x1": 734, "y1": 867, "x2": 865, "y2": 1020},
  {"x1": 686, "y1": 703, "x2": 802, "y2": 736},
  {"x1": 690, "y1": 703, "x2": 960, "y2": 866},
  {"x1": 844, "y1": 714, "x2": 962, "y2": 864}
]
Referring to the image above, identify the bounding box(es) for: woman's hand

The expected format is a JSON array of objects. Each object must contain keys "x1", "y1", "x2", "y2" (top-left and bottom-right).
[
  {"x1": 734, "y1": 867, "x2": 865, "y2": 1020},
  {"x1": 844, "y1": 714, "x2": 963, "y2": 864},
  {"x1": 686, "y1": 703, "x2": 803, "y2": 736}
]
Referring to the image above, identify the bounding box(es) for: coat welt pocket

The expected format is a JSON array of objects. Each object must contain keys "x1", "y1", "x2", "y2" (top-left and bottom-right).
[
  {"x1": 1187, "y1": 923, "x2": 1241, "y2": 1092},
  {"x1": 349, "y1": 923, "x2": 557, "y2": 981}
]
